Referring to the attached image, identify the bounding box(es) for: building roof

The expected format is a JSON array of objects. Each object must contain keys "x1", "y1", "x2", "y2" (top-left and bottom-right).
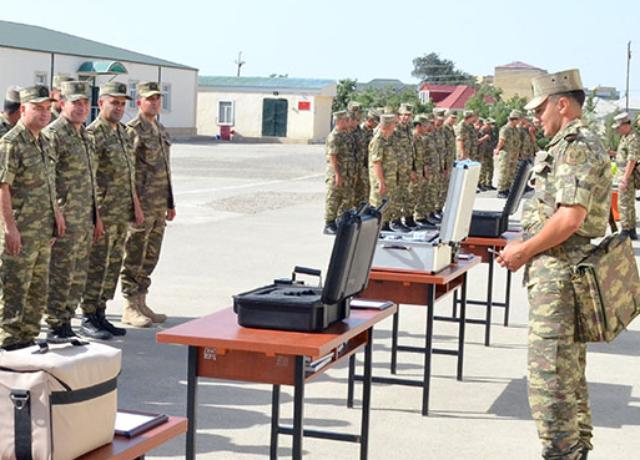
[
  {"x1": 199, "y1": 76, "x2": 335, "y2": 90},
  {"x1": 356, "y1": 79, "x2": 415, "y2": 92},
  {"x1": 495, "y1": 61, "x2": 546, "y2": 72},
  {"x1": 0, "y1": 20, "x2": 196, "y2": 70},
  {"x1": 419, "y1": 83, "x2": 458, "y2": 93},
  {"x1": 435, "y1": 85, "x2": 477, "y2": 110}
]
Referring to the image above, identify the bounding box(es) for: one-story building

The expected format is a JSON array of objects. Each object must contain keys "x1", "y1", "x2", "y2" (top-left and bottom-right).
[
  {"x1": 0, "y1": 20, "x2": 198, "y2": 137},
  {"x1": 197, "y1": 76, "x2": 336, "y2": 143}
]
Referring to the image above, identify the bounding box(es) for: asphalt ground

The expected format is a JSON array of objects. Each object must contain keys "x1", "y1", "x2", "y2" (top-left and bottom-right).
[{"x1": 73, "y1": 141, "x2": 640, "y2": 459}]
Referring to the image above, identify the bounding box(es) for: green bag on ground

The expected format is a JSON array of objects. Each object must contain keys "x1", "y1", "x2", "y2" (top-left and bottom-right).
[{"x1": 571, "y1": 233, "x2": 640, "y2": 342}]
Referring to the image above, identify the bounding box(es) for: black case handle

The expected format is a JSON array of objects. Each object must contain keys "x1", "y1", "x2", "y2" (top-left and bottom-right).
[{"x1": 292, "y1": 266, "x2": 323, "y2": 287}]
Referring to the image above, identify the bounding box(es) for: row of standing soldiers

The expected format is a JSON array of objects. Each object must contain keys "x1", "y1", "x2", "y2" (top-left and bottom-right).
[
  {"x1": 0, "y1": 78, "x2": 175, "y2": 351},
  {"x1": 324, "y1": 103, "x2": 539, "y2": 233}
]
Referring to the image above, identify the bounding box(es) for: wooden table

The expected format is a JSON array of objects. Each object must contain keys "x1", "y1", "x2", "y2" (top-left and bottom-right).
[
  {"x1": 77, "y1": 416, "x2": 187, "y2": 460},
  {"x1": 156, "y1": 305, "x2": 397, "y2": 460},
  {"x1": 352, "y1": 257, "x2": 480, "y2": 416},
  {"x1": 459, "y1": 230, "x2": 522, "y2": 346}
]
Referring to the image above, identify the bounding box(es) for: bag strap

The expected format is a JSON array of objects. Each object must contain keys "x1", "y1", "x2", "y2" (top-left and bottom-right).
[{"x1": 10, "y1": 389, "x2": 32, "y2": 460}]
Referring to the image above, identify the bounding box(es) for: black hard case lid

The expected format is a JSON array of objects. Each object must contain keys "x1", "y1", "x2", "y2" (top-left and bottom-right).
[
  {"x1": 321, "y1": 205, "x2": 384, "y2": 304},
  {"x1": 502, "y1": 160, "x2": 533, "y2": 217}
]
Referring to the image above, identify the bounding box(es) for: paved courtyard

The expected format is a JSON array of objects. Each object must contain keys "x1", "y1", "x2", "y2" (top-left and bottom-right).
[{"x1": 95, "y1": 141, "x2": 640, "y2": 459}]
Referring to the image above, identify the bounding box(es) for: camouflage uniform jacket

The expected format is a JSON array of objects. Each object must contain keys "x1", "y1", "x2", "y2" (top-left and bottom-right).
[
  {"x1": 325, "y1": 128, "x2": 355, "y2": 179},
  {"x1": 368, "y1": 131, "x2": 398, "y2": 182},
  {"x1": 455, "y1": 122, "x2": 476, "y2": 158},
  {"x1": 443, "y1": 124, "x2": 456, "y2": 168},
  {"x1": 518, "y1": 125, "x2": 536, "y2": 159},
  {"x1": 361, "y1": 123, "x2": 376, "y2": 151},
  {"x1": 352, "y1": 125, "x2": 368, "y2": 168},
  {"x1": 522, "y1": 119, "x2": 612, "y2": 284},
  {"x1": 499, "y1": 124, "x2": 521, "y2": 154},
  {"x1": 433, "y1": 127, "x2": 447, "y2": 171},
  {"x1": 127, "y1": 114, "x2": 175, "y2": 217},
  {"x1": 393, "y1": 123, "x2": 415, "y2": 173},
  {"x1": 87, "y1": 116, "x2": 137, "y2": 226},
  {"x1": 0, "y1": 113, "x2": 13, "y2": 139},
  {"x1": 615, "y1": 130, "x2": 640, "y2": 174},
  {"x1": 0, "y1": 120, "x2": 57, "y2": 238},
  {"x1": 413, "y1": 131, "x2": 427, "y2": 174}
]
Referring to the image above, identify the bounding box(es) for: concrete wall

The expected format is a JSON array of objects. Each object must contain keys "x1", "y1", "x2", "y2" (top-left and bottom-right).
[
  {"x1": 197, "y1": 89, "x2": 333, "y2": 142},
  {"x1": 494, "y1": 68, "x2": 547, "y2": 100},
  {"x1": 0, "y1": 47, "x2": 197, "y2": 136}
]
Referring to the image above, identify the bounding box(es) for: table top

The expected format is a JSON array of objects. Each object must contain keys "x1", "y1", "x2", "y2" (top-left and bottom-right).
[
  {"x1": 77, "y1": 416, "x2": 187, "y2": 460},
  {"x1": 462, "y1": 230, "x2": 523, "y2": 248},
  {"x1": 157, "y1": 305, "x2": 397, "y2": 359},
  {"x1": 370, "y1": 255, "x2": 480, "y2": 284}
]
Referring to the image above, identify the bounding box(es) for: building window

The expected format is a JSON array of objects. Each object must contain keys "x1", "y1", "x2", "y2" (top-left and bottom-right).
[
  {"x1": 218, "y1": 101, "x2": 234, "y2": 125},
  {"x1": 161, "y1": 83, "x2": 171, "y2": 112},
  {"x1": 34, "y1": 71, "x2": 48, "y2": 86},
  {"x1": 128, "y1": 81, "x2": 138, "y2": 108},
  {"x1": 419, "y1": 90, "x2": 430, "y2": 104}
]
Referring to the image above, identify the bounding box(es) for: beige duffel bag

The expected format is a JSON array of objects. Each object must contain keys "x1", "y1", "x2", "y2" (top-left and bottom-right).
[{"x1": 0, "y1": 341, "x2": 121, "y2": 460}]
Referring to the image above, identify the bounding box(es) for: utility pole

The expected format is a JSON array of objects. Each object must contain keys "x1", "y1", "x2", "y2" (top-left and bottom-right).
[
  {"x1": 235, "y1": 51, "x2": 246, "y2": 77},
  {"x1": 626, "y1": 41, "x2": 631, "y2": 111}
]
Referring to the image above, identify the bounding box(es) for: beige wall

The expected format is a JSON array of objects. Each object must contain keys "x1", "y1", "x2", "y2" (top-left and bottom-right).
[
  {"x1": 494, "y1": 68, "x2": 547, "y2": 100},
  {"x1": 197, "y1": 90, "x2": 333, "y2": 142}
]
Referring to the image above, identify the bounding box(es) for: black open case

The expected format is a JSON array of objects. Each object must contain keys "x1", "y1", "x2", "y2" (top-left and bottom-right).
[
  {"x1": 468, "y1": 160, "x2": 533, "y2": 237},
  {"x1": 233, "y1": 203, "x2": 385, "y2": 331}
]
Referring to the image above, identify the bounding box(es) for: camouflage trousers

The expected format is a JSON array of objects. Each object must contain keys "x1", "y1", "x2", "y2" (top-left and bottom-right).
[
  {"x1": 437, "y1": 169, "x2": 449, "y2": 211},
  {"x1": 417, "y1": 174, "x2": 439, "y2": 218},
  {"x1": 46, "y1": 226, "x2": 92, "y2": 327},
  {"x1": 325, "y1": 174, "x2": 355, "y2": 223},
  {"x1": 618, "y1": 180, "x2": 637, "y2": 231},
  {"x1": 121, "y1": 216, "x2": 166, "y2": 299},
  {"x1": 410, "y1": 177, "x2": 427, "y2": 219},
  {"x1": 369, "y1": 175, "x2": 397, "y2": 224},
  {"x1": 396, "y1": 171, "x2": 412, "y2": 219},
  {"x1": 354, "y1": 167, "x2": 370, "y2": 207},
  {"x1": 498, "y1": 150, "x2": 519, "y2": 192},
  {"x1": 81, "y1": 222, "x2": 128, "y2": 314},
  {"x1": 527, "y1": 279, "x2": 592, "y2": 460},
  {"x1": 0, "y1": 238, "x2": 51, "y2": 348},
  {"x1": 479, "y1": 151, "x2": 494, "y2": 187}
]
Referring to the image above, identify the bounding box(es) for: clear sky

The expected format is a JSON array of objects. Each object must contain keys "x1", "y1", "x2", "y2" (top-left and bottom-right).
[{"x1": 2, "y1": 0, "x2": 639, "y2": 96}]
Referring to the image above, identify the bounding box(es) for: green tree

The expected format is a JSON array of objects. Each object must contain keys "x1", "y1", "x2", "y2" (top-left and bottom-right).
[
  {"x1": 332, "y1": 78, "x2": 357, "y2": 112},
  {"x1": 411, "y1": 52, "x2": 475, "y2": 85},
  {"x1": 464, "y1": 85, "x2": 526, "y2": 127},
  {"x1": 353, "y1": 86, "x2": 433, "y2": 114}
]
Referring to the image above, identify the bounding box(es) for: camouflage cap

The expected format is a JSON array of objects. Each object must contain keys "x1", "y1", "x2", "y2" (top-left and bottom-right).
[
  {"x1": 366, "y1": 109, "x2": 380, "y2": 121},
  {"x1": 414, "y1": 114, "x2": 432, "y2": 125},
  {"x1": 61, "y1": 81, "x2": 90, "y2": 101},
  {"x1": 398, "y1": 103, "x2": 414, "y2": 115},
  {"x1": 5, "y1": 86, "x2": 21, "y2": 104},
  {"x1": 508, "y1": 109, "x2": 522, "y2": 119},
  {"x1": 524, "y1": 68, "x2": 583, "y2": 111},
  {"x1": 52, "y1": 74, "x2": 73, "y2": 91},
  {"x1": 463, "y1": 110, "x2": 475, "y2": 118},
  {"x1": 413, "y1": 115, "x2": 423, "y2": 125},
  {"x1": 486, "y1": 117, "x2": 496, "y2": 124},
  {"x1": 137, "y1": 81, "x2": 162, "y2": 98},
  {"x1": 379, "y1": 114, "x2": 396, "y2": 127},
  {"x1": 445, "y1": 109, "x2": 457, "y2": 118},
  {"x1": 347, "y1": 101, "x2": 362, "y2": 112},
  {"x1": 383, "y1": 105, "x2": 395, "y2": 114},
  {"x1": 612, "y1": 112, "x2": 631, "y2": 129},
  {"x1": 433, "y1": 108, "x2": 446, "y2": 116},
  {"x1": 99, "y1": 81, "x2": 131, "y2": 99},
  {"x1": 333, "y1": 110, "x2": 348, "y2": 121},
  {"x1": 20, "y1": 85, "x2": 52, "y2": 104}
]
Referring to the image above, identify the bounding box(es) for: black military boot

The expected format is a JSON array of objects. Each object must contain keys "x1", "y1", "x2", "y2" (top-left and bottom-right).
[
  {"x1": 415, "y1": 218, "x2": 437, "y2": 229},
  {"x1": 431, "y1": 211, "x2": 443, "y2": 221},
  {"x1": 323, "y1": 221, "x2": 338, "y2": 235},
  {"x1": 1, "y1": 340, "x2": 35, "y2": 351},
  {"x1": 630, "y1": 229, "x2": 639, "y2": 241},
  {"x1": 390, "y1": 219, "x2": 410, "y2": 233},
  {"x1": 403, "y1": 216, "x2": 418, "y2": 229},
  {"x1": 47, "y1": 322, "x2": 79, "y2": 343},
  {"x1": 96, "y1": 309, "x2": 127, "y2": 336},
  {"x1": 381, "y1": 221, "x2": 391, "y2": 232},
  {"x1": 497, "y1": 190, "x2": 509, "y2": 199},
  {"x1": 79, "y1": 313, "x2": 113, "y2": 340}
]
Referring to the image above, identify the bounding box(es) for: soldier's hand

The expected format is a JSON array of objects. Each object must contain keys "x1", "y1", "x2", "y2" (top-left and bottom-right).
[
  {"x1": 335, "y1": 173, "x2": 343, "y2": 188},
  {"x1": 93, "y1": 217, "x2": 105, "y2": 242},
  {"x1": 4, "y1": 226, "x2": 21, "y2": 256},
  {"x1": 166, "y1": 208, "x2": 176, "y2": 222},
  {"x1": 493, "y1": 148, "x2": 499, "y2": 156},
  {"x1": 134, "y1": 206, "x2": 145, "y2": 226},
  {"x1": 55, "y1": 209, "x2": 66, "y2": 238},
  {"x1": 620, "y1": 179, "x2": 628, "y2": 192},
  {"x1": 378, "y1": 181, "x2": 386, "y2": 196},
  {"x1": 496, "y1": 240, "x2": 528, "y2": 272},
  {"x1": 410, "y1": 171, "x2": 417, "y2": 183}
]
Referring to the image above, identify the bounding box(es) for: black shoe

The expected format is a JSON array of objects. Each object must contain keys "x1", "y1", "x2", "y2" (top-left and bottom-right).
[
  {"x1": 46, "y1": 323, "x2": 79, "y2": 343},
  {"x1": 389, "y1": 220, "x2": 411, "y2": 233},
  {"x1": 323, "y1": 221, "x2": 338, "y2": 235},
  {"x1": 433, "y1": 212, "x2": 443, "y2": 220},
  {"x1": 497, "y1": 190, "x2": 509, "y2": 199},
  {"x1": 430, "y1": 212, "x2": 442, "y2": 222},
  {"x1": 79, "y1": 313, "x2": 113, "y2": 340},
  {"x1": 96, "y1": 309, "x2": 127, "y2": 336},
  {"x1": 381, "y1": 222, "x2": 391, "y2": 232},
  {"x1": 415, "y1": 219, "x2": 437, "y2": 229},
  {"x1": 403, "y1": 216, "x2": 418, "y2": 229},
  {"x1": 1, "y1": 340, "x2": 35, "y2": 351},
  {"x1": 579, "y1": 447, "x2": 589, "y2": 460},
  {"x1": 486, "y1": 185, "x2": 497, "y2": 191},
  {"x1": 621, "y1": 229, "x2": 639, "y2": 240}
]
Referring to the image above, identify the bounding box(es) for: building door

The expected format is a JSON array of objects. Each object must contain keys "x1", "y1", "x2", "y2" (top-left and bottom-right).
[
  {"x1": 262, "y1": 98, "x2": 288, "y2": 137},
  {"x1": 90, "y1": 84, "x2": 100, "y2": 122}
]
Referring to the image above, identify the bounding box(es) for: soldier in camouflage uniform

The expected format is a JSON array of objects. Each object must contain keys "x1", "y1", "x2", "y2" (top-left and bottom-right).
[
  {"x1": 121, "y1": 82, "x2": 175, "y2": 326},
  {"x1": 392, "y1": 103, "x2": 415, "y2": 231},
  {"x1": 0, "y1": 86, "x2": 65, "y2": 350},
  {"x1": 369, "y1": 114, "x2": 398, "y2": 229},
  {"x1": 82, "y1": 82, "x2": 148, "y2": 332},
  {"x1": 410, "y1": 115, "x2": 427, "y2": 224},
  {"x1": 0, "y1": 86, "x2": 21, "y2": 138},
  {"x1": 324, "y1": 110, "x2": 354, "y2": 234},
  {"x1": 49, "y1": 74, "x2": 73, "y2": 124},
  {"x1": 613, "y1": 112, "x2": 640, "y2": 239},
  {"x1": 413, "y1": 114, "x2": 438, "y2": 227},
  {"x1": 455, "y1": 110, "x2": 478, "y2": 162},
  {"x1": 519, "y1": 117, "x2": 537, "y2": 162},
  {"x1": 477, "y1": 118, "x2": 496, "y2": 190},
  {"x1": 498, "y1": 69, "x2": 611, "y2": 460},
  {"x1": 495, "y1": 110, "x2": 522, "y2": 197},
  {"x1": 44, "y1": 81, "x2": 105, "y2": 342},
  {"x1": 359, "y1": 109, "x2": 379, "y2": 204},
  {"x1": 347, "y1": 102, "x2": 369, "y2": 208},
  {"x1": 430, "y1": 110, "x2": 448, "y2": 220}
]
